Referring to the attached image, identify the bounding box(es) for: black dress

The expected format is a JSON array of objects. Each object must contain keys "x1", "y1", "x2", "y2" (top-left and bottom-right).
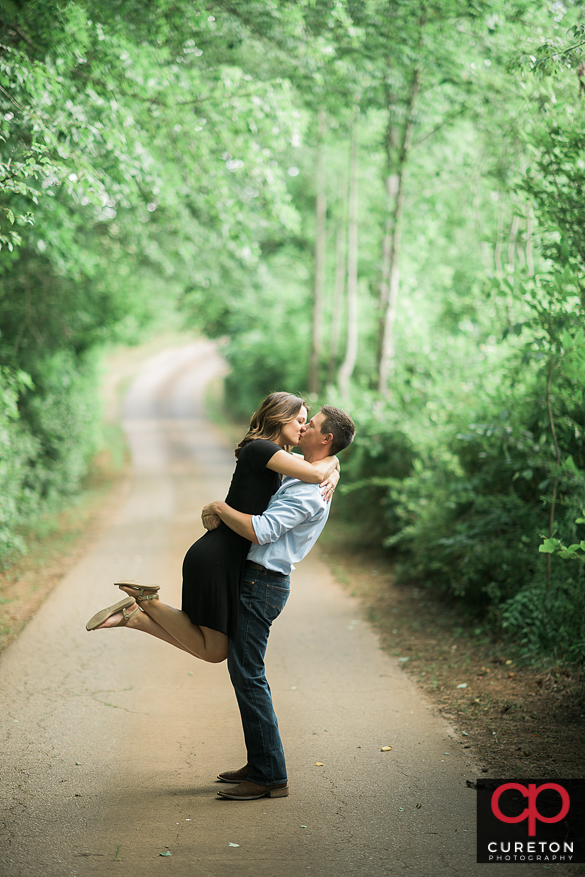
[{"x1": 181, "y1": 439, "x2": 281, "y2": 639}]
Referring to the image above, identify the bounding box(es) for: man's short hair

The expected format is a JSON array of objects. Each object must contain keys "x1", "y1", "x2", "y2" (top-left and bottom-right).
[{"x1": 320, "y1": 405, "x2": 355, "y2": 455}]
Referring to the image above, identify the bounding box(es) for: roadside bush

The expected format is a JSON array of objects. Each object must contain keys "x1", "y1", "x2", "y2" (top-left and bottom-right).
[
  {"x1": 0, "y1": 352, "x2": 103, "y2": 568},
  {"x1": 223, "y1": 328, "x2": 308, "y2": 419},
  {"x1": 501, "y1": 568, "x2": 585, "y2": 662},
  {"x1": 18, "y1": 349, "x2": 102, "y2": 503},
  {"x1": 333, "y1": 400, "x2": 417, "y2": 544},
  {"x1": 0, "y1": 367, "x2": 39, "y2": 563},
  {"x1": 329, "y1": 374, "x2": 585, "y2": 660}
]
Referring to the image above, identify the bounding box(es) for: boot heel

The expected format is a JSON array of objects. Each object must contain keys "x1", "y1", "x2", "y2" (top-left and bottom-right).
[{"x1": 268, "y1": 786, "x2": 289, "y2": 798}]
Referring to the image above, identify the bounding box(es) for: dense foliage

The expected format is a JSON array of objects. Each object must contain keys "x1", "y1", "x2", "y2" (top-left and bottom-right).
[
  {"x1": 2, "y1": 0, "x2": 584, "y2": 661},
  {"x1": 0, "y1": 0, "x2": 300, "y2": 541}
]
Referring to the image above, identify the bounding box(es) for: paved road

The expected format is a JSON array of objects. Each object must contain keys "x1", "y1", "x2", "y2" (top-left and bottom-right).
[{"x1": 0, "y1": 342, "x2": 561, "y2": 876}]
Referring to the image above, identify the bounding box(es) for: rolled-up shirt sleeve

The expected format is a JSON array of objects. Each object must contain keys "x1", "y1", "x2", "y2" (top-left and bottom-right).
[{"x1": 252, "y1": 488, "x2": 325, "y2": 545}]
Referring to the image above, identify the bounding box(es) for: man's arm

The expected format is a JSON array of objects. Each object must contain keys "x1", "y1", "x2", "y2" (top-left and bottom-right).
[
  {"x1": 202, "y1": 484, "x2": 325, "y2": 544},
  {"x1": 201, "y1": 501, "x2": 259, "y2": 543},
  {"x1": 250, "y1": 486, "x2": 324, "y2": 545}
]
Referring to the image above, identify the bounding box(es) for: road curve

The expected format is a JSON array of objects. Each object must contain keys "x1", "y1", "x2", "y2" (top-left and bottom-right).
[{"x1": 0, "y1": 341, "x2": 557, "y2": 877}]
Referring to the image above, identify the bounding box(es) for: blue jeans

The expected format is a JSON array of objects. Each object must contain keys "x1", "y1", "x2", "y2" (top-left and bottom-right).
[{"x1": 228, "y1": 566, "x2": 290, "y2": 786}]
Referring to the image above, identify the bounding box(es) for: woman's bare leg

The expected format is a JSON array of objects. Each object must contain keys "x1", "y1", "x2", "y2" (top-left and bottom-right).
[
  {"x1": 137, "y1": 613, "x2": 204, "y2": 656},
  {"x1": 138, "y1": 600, "x2": 228, "y2": 663},
  {"x1": 115, "y1": 585, "x2": 229, "y2": 663},
  {"x1": 96, "y1": 602, "x2": 199, "y2": 656}
]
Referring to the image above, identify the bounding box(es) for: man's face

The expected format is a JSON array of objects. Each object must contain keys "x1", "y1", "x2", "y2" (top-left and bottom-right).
[{"x1": 298, "y1": 412, "x2": 329, "y2": 455}]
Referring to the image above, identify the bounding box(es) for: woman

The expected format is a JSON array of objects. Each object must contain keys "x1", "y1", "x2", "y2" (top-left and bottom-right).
[{"x1": 86, "y1": 392, "x2": 339, "y2": 663}]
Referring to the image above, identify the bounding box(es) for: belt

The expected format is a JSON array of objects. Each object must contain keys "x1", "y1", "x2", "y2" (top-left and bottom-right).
[{"x1": 245, "y1": 560, "x2": 286, "y2": 578}]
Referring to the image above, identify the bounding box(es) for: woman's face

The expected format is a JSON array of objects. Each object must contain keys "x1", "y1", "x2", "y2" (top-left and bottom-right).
[{"x1": 277, "y1": 406, "x2": 308, "y2": 447}]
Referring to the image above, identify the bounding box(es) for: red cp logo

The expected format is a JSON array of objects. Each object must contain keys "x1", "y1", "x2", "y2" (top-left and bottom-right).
[{"x1": 491, "y1": 783, "x2": 570, "y2": 836}]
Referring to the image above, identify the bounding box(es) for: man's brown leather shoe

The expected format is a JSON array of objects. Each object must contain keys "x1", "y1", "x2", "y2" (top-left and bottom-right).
[
  {"x1": 216, "y1": 780, "x2": 289, "y2": 800},
  {"x1": 216, "y1": 765, "x2": 252, "y2": 784}
]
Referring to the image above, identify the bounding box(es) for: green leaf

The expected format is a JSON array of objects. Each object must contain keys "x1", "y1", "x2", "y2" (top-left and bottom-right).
[
  {"x1": 0, "y1": 0, "x2": 19, "y2": 21},
  {"x1": 563, "y1": 455, "x2": 579, "y2": 473}
]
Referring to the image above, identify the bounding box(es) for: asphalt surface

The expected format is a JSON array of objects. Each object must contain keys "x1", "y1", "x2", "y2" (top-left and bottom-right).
[{"x1": 0, "y1": 341, "x2": 565, "y2": 876}]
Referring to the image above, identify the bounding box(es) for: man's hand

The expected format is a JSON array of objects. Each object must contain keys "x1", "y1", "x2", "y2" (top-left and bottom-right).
[
  {"x1": 202, "y1": 513, "x2": 221, "y2": 530},
  {"x1": 320, "y1": 467, "x2": 340, "y2": 503},
  {"x1": 201, "y1": 499, "x2": 258, "y2": 543},
  {"x1": 201, "y1": 501, "x2": 221, "y2": 530}
]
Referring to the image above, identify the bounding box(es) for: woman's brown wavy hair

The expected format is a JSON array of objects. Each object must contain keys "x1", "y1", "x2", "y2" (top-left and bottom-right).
[{"x1": 235, "y1": 392, "x2": 308, "y2": 458}]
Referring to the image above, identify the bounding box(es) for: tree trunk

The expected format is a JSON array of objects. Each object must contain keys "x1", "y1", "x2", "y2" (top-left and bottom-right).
[
  {"x1": 525, "y1": 204, "x2": 534, "y2": 277},
  {"x1": 377, "y1": 58, "x2": 423, "y2": 397},
  {"x1": 494, "y1": 200, "x2": 503, "y2": 278},
  {"x1": 472, "y1": 184, "x2": 492, "y2": 270},
  {"x1": 546, "y1": 359, "x2": 561, "y2": 593},
  {"x1": 507, "y1": 212, "x2": 520, "y2": 276},
  {"x1": 377, "y1": 86, "x2": 400, "y2": 351},
  {"x1": 309, "y1": 109, "x2": 327, "y2": 395},
  {"x1": 377, "y1": 170, "x2": 399, "y2": 353},
  {"x1": 327, "y1": 216, "x2": 346, "y2": 385},
  {"x1": 338, "y1": 107, "x2": 359, "y2": 400}
]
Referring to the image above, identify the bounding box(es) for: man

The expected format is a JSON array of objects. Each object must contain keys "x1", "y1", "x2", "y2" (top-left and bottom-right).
[{"x1": 201, "y1": 405, "x2": 355, "y2": 801}]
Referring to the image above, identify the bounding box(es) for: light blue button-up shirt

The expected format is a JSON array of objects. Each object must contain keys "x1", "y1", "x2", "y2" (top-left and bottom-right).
[{"x1": 247, "y1": 477, "x2": 330, "y2": 575}]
